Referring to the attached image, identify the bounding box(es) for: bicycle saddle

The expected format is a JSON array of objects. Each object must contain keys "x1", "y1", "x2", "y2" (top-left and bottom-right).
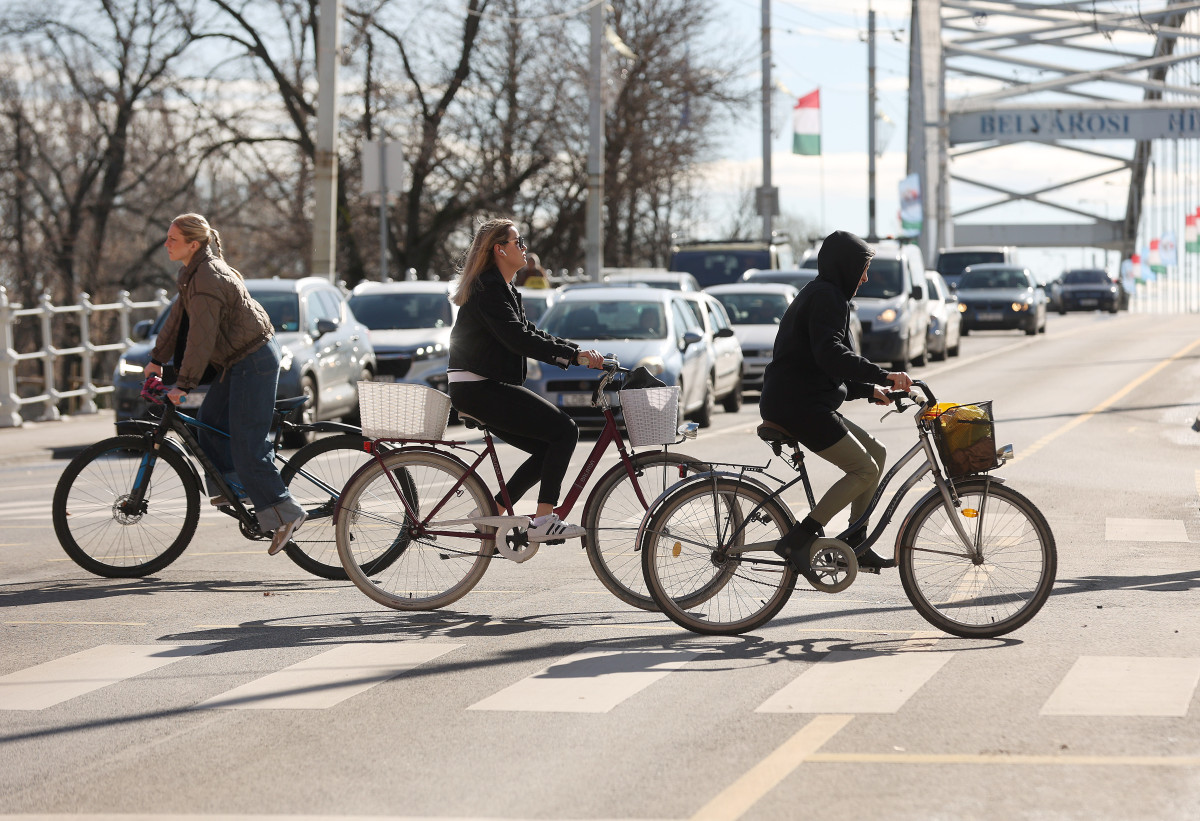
[
  {"x1": 756, "y1": 420, "x2": 800, "y2": 448},
  {"x1": 457, "y1": 412, "x2": 488, "y2": 431}
]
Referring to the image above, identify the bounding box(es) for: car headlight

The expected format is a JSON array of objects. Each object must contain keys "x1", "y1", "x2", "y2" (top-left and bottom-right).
[
  {"x1": 635, "y1": 356, "x2": 666, "y2": 375},
  {"x1": 527, "y1": 357, "x2": 542, "y2": 379},
  {"x1": 1011, "y1": 301, "x2": 1030, "y2": 312},
  {"x1": 118, "y1": 358, "x2": 144, "y2": 377},
  {"x1": 958, "y1": 303, "x2": 968, "y2": 313},
  {"x1": 876, "y1": 308, "x2": 898, "y2": 324},
  {"x1": 412, "y1": 343, "x2": 446, "y2": 361},
  {"x1": 279, "y1": 347, "x2": 294, "y2": 371}
]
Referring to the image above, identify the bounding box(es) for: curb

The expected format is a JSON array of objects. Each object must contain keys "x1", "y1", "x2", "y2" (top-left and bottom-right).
[{"x1": 0, "y1": 410, "x2": 116, "y2": 466}]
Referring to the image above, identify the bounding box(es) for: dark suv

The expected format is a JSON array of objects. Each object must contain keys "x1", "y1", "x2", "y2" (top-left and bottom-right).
[
  {"x1": 112, "y1": 277, "x2": 376, "y2": 440},
  {"x1": 1058, "y1": 268, "x2": 1121, "y2": 313},
  {"x1": 669, "y1": 238, "x2": 796, "y2": 288}
]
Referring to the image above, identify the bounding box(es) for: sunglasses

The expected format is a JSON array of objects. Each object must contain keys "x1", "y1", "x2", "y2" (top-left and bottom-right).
[{"x1": 500, "y1": 236, "x2": 527, "y2": 250}]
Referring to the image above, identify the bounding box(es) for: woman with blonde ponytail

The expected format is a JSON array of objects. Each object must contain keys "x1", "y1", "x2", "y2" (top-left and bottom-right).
[{"x1": 145, "y1": 213, "x2": 307, "y2": 555}]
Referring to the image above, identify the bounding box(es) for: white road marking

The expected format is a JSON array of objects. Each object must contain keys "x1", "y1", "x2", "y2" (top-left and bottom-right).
[
  {"x1": 756, "y1": 648, "x2": 954, "y2": 714},
  {"x1": 197, "y1": 643, "x2": 462, "y2": 710},
  {"x1": 0, "y1": 644, "x2": 216, "y2": 711},
  {"x1": 1104, "y1": 517, "x2": 1189, "y2": 542},
  {"x1": 468, "y1": 649, "x2": 697, "y2": 713},
  {"x1": 1040, "y1": 656, "x2": 1200, "y2": 716}
]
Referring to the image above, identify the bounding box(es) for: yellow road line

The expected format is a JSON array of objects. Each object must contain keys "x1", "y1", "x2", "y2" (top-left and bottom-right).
[
  {"x1": 1010, "y1": 334, "x2": 1200, "y2": 465},
  {"x1": 689, "y1": 715, "x2": 854, "y2": 821},
  {"x1": 808, "y1": 752, "x2": 1200, "y2": 767}
]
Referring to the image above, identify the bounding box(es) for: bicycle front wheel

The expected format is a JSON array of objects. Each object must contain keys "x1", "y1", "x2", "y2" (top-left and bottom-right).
[
  {"x1": 280, "y1": 433, "x2": 376, "y2": 580},
  {"x1": 583, "y1": 451, "x2": 706, "y2": 610},
  {"x1": 335, "y1": 449, "x2": 494, "y2": 610},
  {"x1": 52, "y1": 435, "x2": 200, "y2": 577},
  {"x1": 899, "y1": 478, "x2": 1057, "y2": 638},
  {"x1": 641, "y1": 477, "x2": 797, "y2": 635}
]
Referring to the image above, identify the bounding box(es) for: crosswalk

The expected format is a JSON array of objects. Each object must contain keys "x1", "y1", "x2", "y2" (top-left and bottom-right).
[{"x1": 2, "y1": 640, "x2": 1198, "y2": 718}]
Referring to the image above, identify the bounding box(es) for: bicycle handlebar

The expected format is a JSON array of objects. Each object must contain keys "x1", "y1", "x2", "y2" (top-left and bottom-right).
[{"x1": 140, "y1": 375, "x2": 170, "y2": 405}]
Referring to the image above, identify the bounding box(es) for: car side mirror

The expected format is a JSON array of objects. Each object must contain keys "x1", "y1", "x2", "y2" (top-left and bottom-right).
[
  {"x1": 131, "y1": 319, "x2": 153, "y2": 342},
  {"x1": 682, "y1": 330, "x2": 703, "y2": 349},
  {"x1": 715, "y1": 327, "x2": 735, "y2": 339},
  {"x1": 911, "y1": 285, "x2": 924, "y2": 300},
  {"x1": 315, "y1": 318, "x2": 339, "y2": 337}
]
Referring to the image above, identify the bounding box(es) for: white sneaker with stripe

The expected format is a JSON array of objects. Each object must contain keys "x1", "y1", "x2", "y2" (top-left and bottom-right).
[{"x1": 525, "y1": 512, "x2": 586, "y2": 543}]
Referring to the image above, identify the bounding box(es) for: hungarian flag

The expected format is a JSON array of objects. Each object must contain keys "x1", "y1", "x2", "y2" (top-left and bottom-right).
[
  {"x1": 793, "y1": 89, "x2": 821, "y2": 156},
  {"x1": 1186, "y1": 215, "x2": 1197, "y2": 254}
]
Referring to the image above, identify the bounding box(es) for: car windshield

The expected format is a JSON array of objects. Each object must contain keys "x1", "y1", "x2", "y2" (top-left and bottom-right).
[
  {"x1": 960, "y1": 268, "x2": 1030, "y2": 289},
  {"x1": 540, "y1": 299, "x2": 666, "y2": 340},
  {"x1": 713, "y1": 292, "x2": 790, "y2": 325},
  {"x1": 1062, "y1": 270, "x2": 1109, "y2": 285},
  {"x1": 521, "y1": 293, "x2": 550, "y2": 323},
  {"x1": 746, "y1": 271, "x2": 815, "y2": 288},
  {"x1": 347, "y1": 292, "x2": 452, "y2": 330},
  {"x1": 857, "y1": 259, "x2": 903, "y2": 299},
  {"x1": 250, "y1": 291, "x2": 302, "y2": 332},
  {"x1": 937, "y1": 251, "x2": 1005, "y2": 278},
  {"x1": 670, "y1": 250, "x2": 769, "y2": 288}
]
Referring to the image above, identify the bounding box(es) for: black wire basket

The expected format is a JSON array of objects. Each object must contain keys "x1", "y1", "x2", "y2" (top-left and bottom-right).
[{"x1": 929, "y1": 401, "x2": 1000, "y2": 479}]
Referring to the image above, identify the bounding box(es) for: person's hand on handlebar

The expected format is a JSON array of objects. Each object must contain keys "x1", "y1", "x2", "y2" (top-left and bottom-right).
[
  {"x1": 144, "y1": 361, "x2": 163, "y2": 379},
  {"x1": 886, "y1": 371, "x2": 914, "y2": 392},
  {"x1": 166, "y1": 387, "x2": 188, "y2": 406},
  {"x1": 576, "y1": 349, "x2": 604, "y2": 369},
  {"x1": 869, "y1": 385, "x2": 893, "y2": 406}
]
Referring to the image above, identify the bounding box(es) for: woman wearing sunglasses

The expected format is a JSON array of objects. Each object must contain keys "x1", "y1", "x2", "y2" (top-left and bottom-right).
[{"x1": 447, "y1": 218, "x2": 603, "y2": 542}]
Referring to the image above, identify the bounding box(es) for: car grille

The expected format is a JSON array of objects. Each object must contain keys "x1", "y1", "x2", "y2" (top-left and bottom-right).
[
  {"x1": 376, "y1": 355, "x2": 413, "y2": 378},
  {"x1": 968, "y1": 299, "x2": 1011, "y2": 311}
]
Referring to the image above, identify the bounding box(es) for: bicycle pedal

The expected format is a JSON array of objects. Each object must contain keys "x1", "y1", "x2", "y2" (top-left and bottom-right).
[{"x1": 545, "y1": 538, "x2": 565, "y2": 545}]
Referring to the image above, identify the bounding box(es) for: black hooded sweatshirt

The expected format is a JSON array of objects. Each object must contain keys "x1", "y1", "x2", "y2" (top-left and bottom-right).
[{"x1": 759, "y1": 230, "x2": 890, "y2": 450}]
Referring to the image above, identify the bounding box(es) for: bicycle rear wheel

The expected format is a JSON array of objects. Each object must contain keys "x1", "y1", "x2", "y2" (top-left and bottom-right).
[
  {"x1": 335, "y1": 449, "x2": 494, "y2": 610},
  {"x1": 52, "y1": 435, "x2": 200, "y2": 577},
  {"x1": 899, "y1": 478, "x2": 1056, "y2": 638},
  {"x1": 582, "y1": 451, "x2": 706, "y2": 610},
  {"x1": 641, "y1": 477, "x2": 797, "y2": 635},
  {"x1": 280, "y1": 433, "x2": 376, "y2": 580}
]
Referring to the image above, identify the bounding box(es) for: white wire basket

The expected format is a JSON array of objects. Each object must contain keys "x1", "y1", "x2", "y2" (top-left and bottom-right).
[
  {"x1": 619, "y1": 386, "x2": 680, "y2": 447},
  {"x1": 357, "y1": 381, "x2": 451, "y2": 440}
]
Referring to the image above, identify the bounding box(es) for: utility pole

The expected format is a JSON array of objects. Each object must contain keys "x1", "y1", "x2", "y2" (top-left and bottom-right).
[
  {"x1": 585, "y1": 1, "x2": 603, "y2": 281},
  {"x1": 760, "y1": 0, "x2": 775, "y2": 243},
  {"x1": 313, "y1": 0, "x2": 341, "y2": 281},
  {"x1": 867, "y1": 3, "x2": 878, "y2": 242}
]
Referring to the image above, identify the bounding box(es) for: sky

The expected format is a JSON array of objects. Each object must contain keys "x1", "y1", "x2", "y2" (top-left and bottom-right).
[{"x1": 698, "y1": 0, "x2": 1136, "y2": 274}]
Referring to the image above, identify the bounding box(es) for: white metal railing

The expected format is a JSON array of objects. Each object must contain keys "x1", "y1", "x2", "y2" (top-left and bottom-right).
[{"x1": 0, "y1": 286, "x2": 170, "y2": 427}]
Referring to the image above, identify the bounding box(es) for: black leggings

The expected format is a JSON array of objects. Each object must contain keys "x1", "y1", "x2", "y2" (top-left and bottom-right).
[{"x1": 448, "y1": 380, "x2": 579, "y2": 506}]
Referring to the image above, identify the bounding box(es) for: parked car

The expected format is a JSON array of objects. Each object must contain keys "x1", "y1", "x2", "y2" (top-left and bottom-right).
[
  {"x1": 678, "y1": 290, "x2": 745, "y2": 413},
  {"x1": 706, "y1": 283, "x2": 797, "y2": 393},
  {"x1": 113, "y1": 277, "x2": 376, "y2": 443},
  {"x1": 669, "y1": 238, "x2": 796, "y2": 288},
  {"x1": 741, "y1": 268, "x2": 818, "y2": 289},
  {"x1": 855, "y1": 241, "x2": 930, "y2": 371},
  {"x1": 923, "y1": 271, "x2": 962, "y2": 360},
  {"x1": 347, "y1": 280, "x2": 455, "y2": 394},
  {"x1": 525, "y1": 287, "x2": 713, "y2": 426},
  {"x1": 1057, "y1": 268, "x2": 1121, "y2": 313},
  {"x1": 1039, "y1": 272, "x2": 1064, "y2": 313},
  {"x1": 516, "y1": 286, "x2": 558, "y2": 325},
  {"x1": 601, "y1": 270, "x2": 701, "y2": 291},
  {"x1": 955, "y1": 263, "x2": 1048, "y2": 335},
  {"x1": 934, "y1": 245, "x2": 1018, "y2": 291}
]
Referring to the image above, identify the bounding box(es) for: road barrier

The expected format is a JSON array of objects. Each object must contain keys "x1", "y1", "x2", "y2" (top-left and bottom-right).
[{"x1": 0, "y1": 287, "x2": 170, "y2": 427}]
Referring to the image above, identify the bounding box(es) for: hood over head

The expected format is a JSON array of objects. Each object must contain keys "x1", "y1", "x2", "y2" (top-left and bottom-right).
[{"x1": 816, "y1": 230, "x2": 875, "y2": 300}]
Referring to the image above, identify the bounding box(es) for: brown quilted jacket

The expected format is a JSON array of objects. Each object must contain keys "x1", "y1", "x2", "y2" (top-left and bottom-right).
[{"x1": 151, "y1": 246, "x2": 273, "y2": 391}]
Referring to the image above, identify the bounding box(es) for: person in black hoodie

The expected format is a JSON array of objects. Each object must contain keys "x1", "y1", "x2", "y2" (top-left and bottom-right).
[
  {"x1": 759, "y1": 230, "x2": 913, "y2": 576},
  {"x1": 447, "y1": 218, "x2": 603, "y2": 543}
]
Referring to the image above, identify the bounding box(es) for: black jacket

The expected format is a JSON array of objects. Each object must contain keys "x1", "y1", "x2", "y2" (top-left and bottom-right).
[
  {"x1": 448, "y1": 267, "x2": 578, "y2": 384},
  {"x1": 760, "y1": 231, "x2": 890, "y2": 418}
]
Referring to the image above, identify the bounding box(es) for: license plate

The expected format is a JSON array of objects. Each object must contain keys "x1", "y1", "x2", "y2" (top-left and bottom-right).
[
  {"x1": 561, "y1": 393, "x2": 592, "y2": 407},
  {"x1": 1080, "y1": 298, "x2": 1097, "y2": 307},
  {"x1": 977, "y1": 312, "x2": 1003, "y2": 322}
]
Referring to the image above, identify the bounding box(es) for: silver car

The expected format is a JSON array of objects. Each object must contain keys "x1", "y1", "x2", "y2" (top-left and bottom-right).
[{"x1": 705, "y1": 282, "x2": 797, "y2": 393}]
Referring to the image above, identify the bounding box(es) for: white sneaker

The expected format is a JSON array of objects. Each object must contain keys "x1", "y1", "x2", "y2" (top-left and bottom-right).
[
  {"x1": 525, "y1": 513, "x2": 586, "y2": 543},
  {"x1": 268, "y1": 511, "x2": 307, "y2": 556}
]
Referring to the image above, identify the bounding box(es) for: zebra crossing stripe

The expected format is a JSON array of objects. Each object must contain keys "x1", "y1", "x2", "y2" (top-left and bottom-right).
[
  {"x1": 196, "y1": 643, "x2": 463, "y2": 710},
  {"x1": 0, "y1": 644, "x2": 216, "y2": 711},
  {"x1": 755, "y1": 649, "x2": 954, "y2": 714},
  {"x1": 468, "y1": 649, "x2": 698, "y2": 713},
  {"x1": 1104, "y1": 517, "x2": 1189, "y2": 542},
  {"x1": 1040, "y1": 656, "x2": 1200, "y2": 716}
]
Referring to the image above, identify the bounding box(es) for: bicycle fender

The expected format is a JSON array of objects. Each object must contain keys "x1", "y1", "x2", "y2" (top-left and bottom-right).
[
  {"x1": 331, "y1": 445, "x2": 475, "y2": 525},
  {"x1": 300, "y1": 421, "x2": 363, "y2": 435},
  {"x1": 892, "y1": 475, "x2": 1008, "y2": 554},
  {"x1": 632, "y1": 469, "x2": 779, "y2": 559}
]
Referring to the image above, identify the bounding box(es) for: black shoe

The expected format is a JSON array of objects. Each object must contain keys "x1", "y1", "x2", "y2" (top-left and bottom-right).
[
  {"x1": 774, "y1": 517, "x2": 823, "y2": 580},
  {"x1": 855, "y1": 547, "x2": 895, "y2": 574},
  {"x1": 842, "y1": 525, "x2": 868, "y2": 549}
]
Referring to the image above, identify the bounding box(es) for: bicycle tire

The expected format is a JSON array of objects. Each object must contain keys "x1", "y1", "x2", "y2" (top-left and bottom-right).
[
  {"x1": 335, "y1": 448, "x2": 494, "y2": 610},
  {"x1": 280, "y1": 433, "x2": 377, "y2": 580},
  {"x1": 641, "y1": 477, "x2": 797, "y2": 635},
  {"x1": 898, "y1": 478, "x2": 1057, "y2": 638},
  {"x1": 582, "y1": 451, "x2": 707, "y2": 610},
  {"x1": 52, "y1": 435, "x2": 201, "y2": 578}
]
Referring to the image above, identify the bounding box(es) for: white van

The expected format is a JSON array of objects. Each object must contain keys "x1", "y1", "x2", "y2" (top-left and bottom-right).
[
  {"x1": 934, "y1": 246, "x2": 1018, "y2": 291},
  {"x1": 855, "y1": 241, "x2": 930, "y2": 371}
]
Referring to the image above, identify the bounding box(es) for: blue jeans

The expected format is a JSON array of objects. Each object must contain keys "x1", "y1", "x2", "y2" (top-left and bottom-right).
[{"x1": 197, "y1": 338, "x2": 303, "y2": 531}]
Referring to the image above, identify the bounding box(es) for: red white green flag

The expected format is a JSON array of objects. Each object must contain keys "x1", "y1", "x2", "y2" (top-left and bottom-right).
[
  {"x1": 1186, "y1": 214, "x2": 1197, "y2": 253},
  {"x1": 793, "y1": 89, "x2": 821, "y2": 156}
]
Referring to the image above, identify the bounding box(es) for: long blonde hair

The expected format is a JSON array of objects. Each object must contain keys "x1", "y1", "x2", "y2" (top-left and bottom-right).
[
  {"x1": 451, "y1": 218, "x2": 515, "y2": 307},
  {"x1": 171, "y1": 213, "x2": 239, "y2": 276}
]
